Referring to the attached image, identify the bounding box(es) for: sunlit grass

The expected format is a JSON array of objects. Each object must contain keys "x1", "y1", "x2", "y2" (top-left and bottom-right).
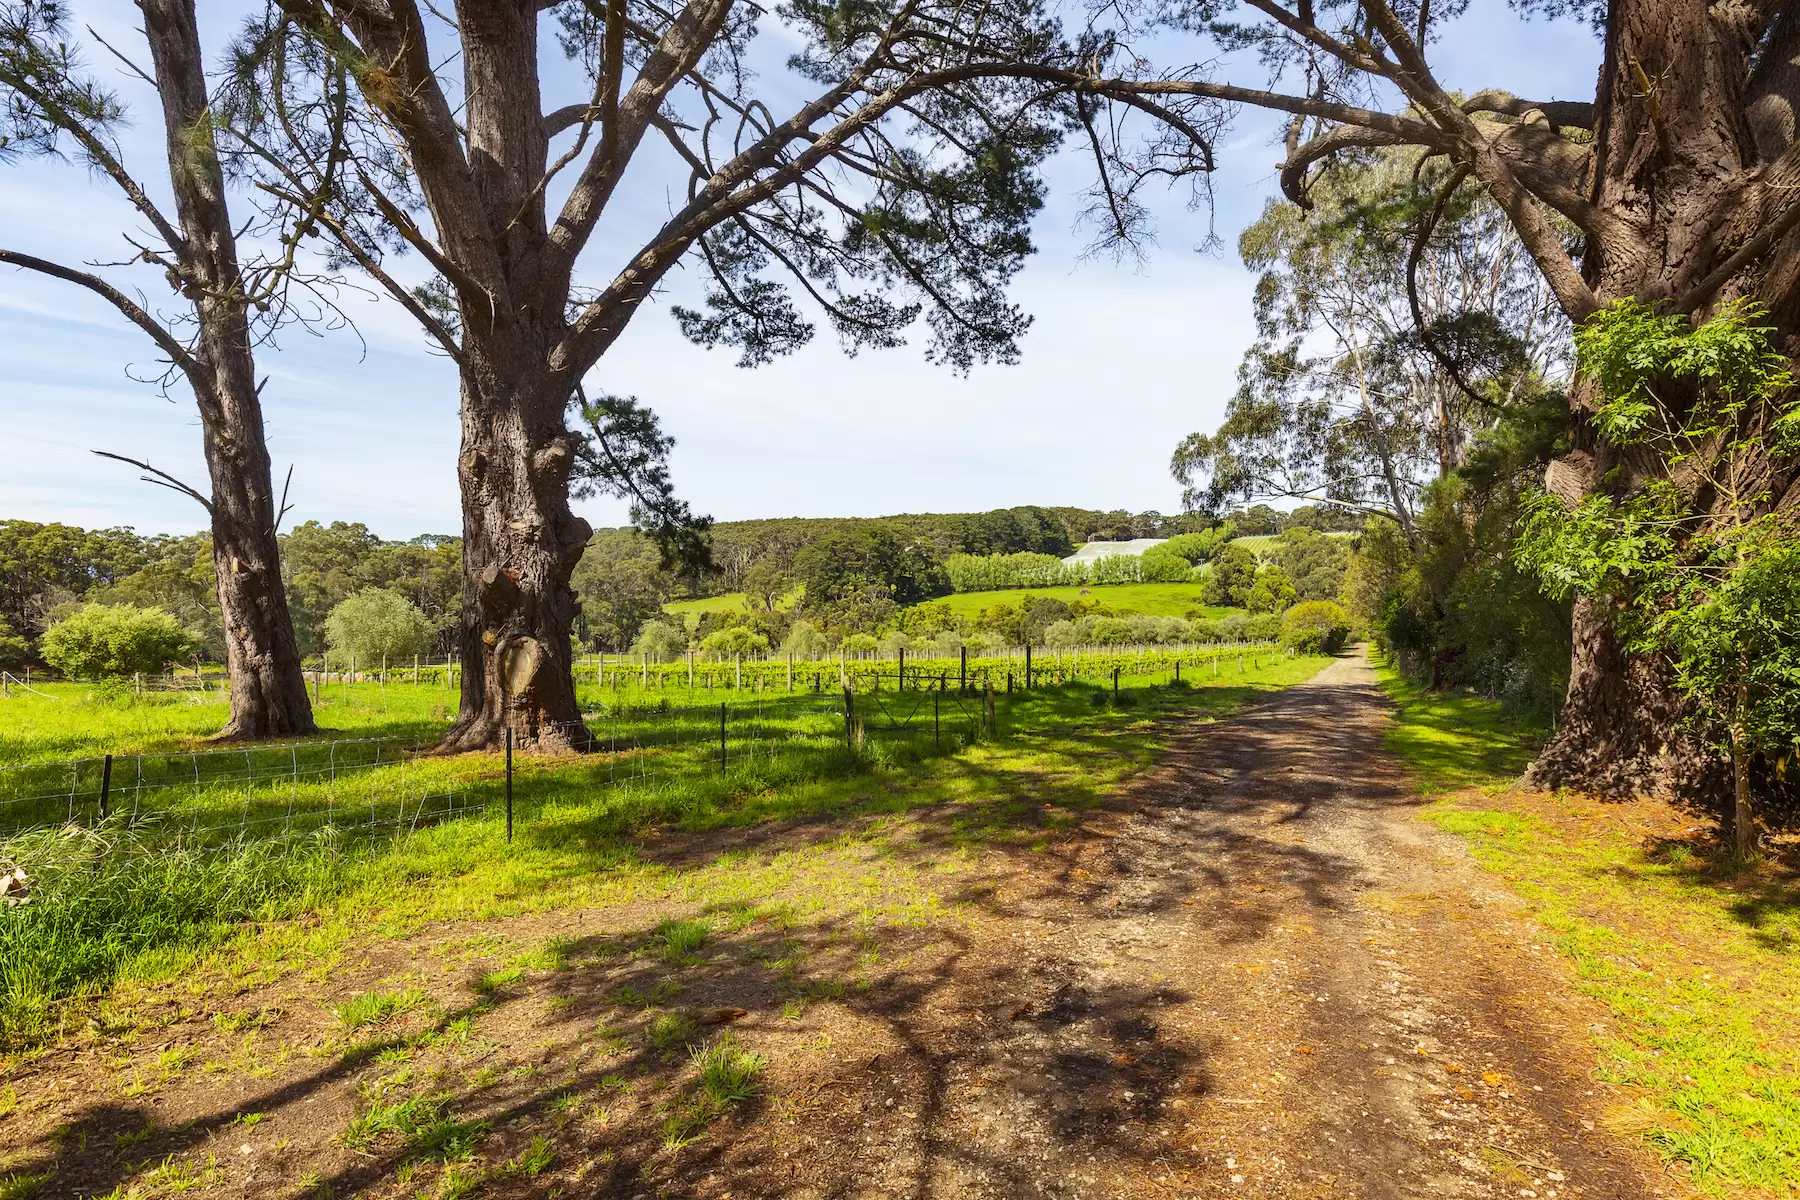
[{"x1": 1374, "y1": 656, "x2": 1800, "y2": 1195}]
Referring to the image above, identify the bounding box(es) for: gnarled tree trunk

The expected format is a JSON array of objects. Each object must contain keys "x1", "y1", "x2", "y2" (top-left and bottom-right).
[
  {"x1": 439, "y1": 338, "x2": 593, "y2": 753},
  {"x1": 1525, "y1": 0, "x2": 1800, "y2": 801}
]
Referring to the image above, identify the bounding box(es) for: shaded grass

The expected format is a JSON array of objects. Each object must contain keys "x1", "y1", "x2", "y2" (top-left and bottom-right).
[
  {"x1": 1374, "y1": 653, "x2": 1547, "y2": 791},
  {"x1": 1374, "y1": 657, "x2": 1800, "y2": 1196}
]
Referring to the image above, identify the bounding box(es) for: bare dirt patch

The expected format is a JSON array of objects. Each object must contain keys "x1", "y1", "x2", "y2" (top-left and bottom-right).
[{"x1": 0, "y1": 656, "x2": 1682, "y2": 1199}]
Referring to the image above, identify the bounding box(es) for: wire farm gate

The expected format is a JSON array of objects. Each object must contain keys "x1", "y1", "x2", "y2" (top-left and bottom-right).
[{"x1": 0, "y1": 739, "x2": 482, "y2": 846}]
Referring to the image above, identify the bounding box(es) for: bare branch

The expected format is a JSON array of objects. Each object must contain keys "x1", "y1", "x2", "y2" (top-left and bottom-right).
[
  {"x1": 91, "y1": 450, "x2": 213, "y2": 513},
  {"x1": 0, "y1": 248, "x2": 204, "y2": 380}
]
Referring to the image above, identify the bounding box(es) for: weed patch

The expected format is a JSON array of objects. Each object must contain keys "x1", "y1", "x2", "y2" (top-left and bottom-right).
[{"x1": 334, "y1": 988, "x2": 426, "y2": 1029}]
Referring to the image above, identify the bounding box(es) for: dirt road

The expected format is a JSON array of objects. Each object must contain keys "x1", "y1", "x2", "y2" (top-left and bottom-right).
[{"x1": 753, "y1": 652, "x2": 1675, "y2": 1198}]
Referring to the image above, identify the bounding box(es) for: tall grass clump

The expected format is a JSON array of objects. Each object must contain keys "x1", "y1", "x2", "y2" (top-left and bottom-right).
[{"x1": 0, "y1": 822, "x2": 355, "y2": 1045}]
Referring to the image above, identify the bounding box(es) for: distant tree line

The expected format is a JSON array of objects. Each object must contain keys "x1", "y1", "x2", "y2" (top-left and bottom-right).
[{"x1": 0, "y1": 502, "x2": 1358, "y2": 674}]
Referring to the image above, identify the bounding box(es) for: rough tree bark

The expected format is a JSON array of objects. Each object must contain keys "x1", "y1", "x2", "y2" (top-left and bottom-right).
[
  {"x1": 1, "y1": 0, "x2": 315, "y2": 738},
  {"x1": 143, "y1": 0, "x2": 316, "y2": 739},
  {"x1": 1523, "y1": 0, "x2": 1800, "y2": 797}
]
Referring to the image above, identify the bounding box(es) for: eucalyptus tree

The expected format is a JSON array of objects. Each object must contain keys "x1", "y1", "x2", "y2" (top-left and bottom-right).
[
  {"x1": 0, "y1": 0, "x2": 316, "y2": 737},
  {"x1": 223, "y1": 0, "x2": 1123, "y2": 750},
  {"x1": 1045, "y1": 0, "x2": 1800, "y2": 798},
  {"x1": 1171, "y1": 152, "x2": 1569, "y2": 540}
]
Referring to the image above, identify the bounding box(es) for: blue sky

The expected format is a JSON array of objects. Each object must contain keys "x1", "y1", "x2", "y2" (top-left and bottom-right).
[{"x1": 0, "y1": 2, "x2": 1599, "y2": 540}]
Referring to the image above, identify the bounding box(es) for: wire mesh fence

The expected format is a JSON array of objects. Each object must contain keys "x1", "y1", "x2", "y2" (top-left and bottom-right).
[
  {"x1": 0, "y1": 736, "x2": 485, "y2": 845},
  {"x1": 0, "y1": 642, "x2": 1291, "y2": 857}
]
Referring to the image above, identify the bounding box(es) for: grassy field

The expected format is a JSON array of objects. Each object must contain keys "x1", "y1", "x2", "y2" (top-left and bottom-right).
[
  {"x1": 929, "y1": 582, "x2": 1237, "y2": 619},
  {"x1": 665, "y1": 592, "x2": 755, "y2": 619},
  {"x1": 1375, "y1": 659, "x2": 1800, "y2": 1196},
  {"x1": 0, "y1": 654, "x2": 1325, "y2": 1050}
]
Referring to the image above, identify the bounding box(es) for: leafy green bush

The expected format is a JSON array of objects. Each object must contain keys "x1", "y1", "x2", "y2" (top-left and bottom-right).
[
  {"x1": 1139, "y1": 548, "x2": 1197, "y2": 583},
  {"x1": 780, "y1": 619, "x2": 828, "y2": 659},
  {"x1": 1245, "y1": 565, "x2": 1298, "y2": 614},
  {"x1": 1281, "y1": 600, "x2": 1351, "y2": 654},
  {"x1": 324, "y1": 588, "x2": 433, "y2": 665},
  {"x1": 631, "y1": 619, "x2": 689, "y2": 661},
  {"x1": 699, "y1": 626, "x2": 769, "y2": 660},
  {"x1": 39, "y1": 604, "x2": 192, "y2": 679},
  {"x1": 1159, "y1": 523, "x2": 1236, "y2": 564}
]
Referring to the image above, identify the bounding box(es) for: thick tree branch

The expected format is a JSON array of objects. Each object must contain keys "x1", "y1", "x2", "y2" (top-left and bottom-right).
[
  {"x1": 544, "y1": 0, "x2": 738, "y2": 297},
  {"x1": 1461, "y1": 89, "x2": 1596, "y2": 133}
]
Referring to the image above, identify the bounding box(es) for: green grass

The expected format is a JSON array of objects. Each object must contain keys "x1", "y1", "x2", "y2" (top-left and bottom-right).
[
  {"x1": 342, "y1": 1092, "x2": 489, "y2": 1162},
  {"x1": 1376, "y1": 660, "x2": 1547, "y2": 791},
  {"x1": 664, "y1": 592, "x2": 756, "y2": 619},
  {"x1": 653, "y1": 918, "x2": 710, "y2": 962},
  {"x1": 0, "y1": 679, "x2": 456, "y2": 765},
  {"x1": 1375, "y1": 656, "x2": 1800, "y2": 1196},
  {"x1": 648, "y1": 1012, "x2": 699, "y2": 1055},
  {"x1": 692, "y1": 1035, "x2": 764, "y2": 1103},
  {"x1": 928, "y1": 583, "x2": 1239, "y2": 619},
  {"x1": 0, "y1": 653, "x2": 1325, "y2": 1049},
  {"x1": 334, "y1": 988, "x2": 428, "y2": 1029}
]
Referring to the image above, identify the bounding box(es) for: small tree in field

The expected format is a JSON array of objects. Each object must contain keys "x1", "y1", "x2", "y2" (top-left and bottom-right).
[
  {"x1": 1282, "y1": 601, "x2": 1351, "y2": 656},
  {"x1": 781, "y1": 621, "x2": 829, "y2": 661},
  {"x1": 631, "y1": 620, "x2": 689, "y2": 663},
  {"x1": 700, "y1": 627, "x2": 770, "y2": 661},
  {"x1": 324, "y1": 590, "x2": 432, "y2": 669},
  {"x1": 41, "y1": 605, "x2": 192, "y2": 679}
]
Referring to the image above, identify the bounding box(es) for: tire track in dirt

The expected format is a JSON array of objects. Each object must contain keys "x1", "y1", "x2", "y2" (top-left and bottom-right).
[{"x1": 894, "y1": 651, "x2": 1680, "y2": 1199}]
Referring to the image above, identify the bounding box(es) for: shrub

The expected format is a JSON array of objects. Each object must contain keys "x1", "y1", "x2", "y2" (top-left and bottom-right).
[
  {"x1": 631, "y1": 619, "x2": 689, "y2": 661},
  {"x1": 1159, "y1": 524, "x2": 1236, "y2": 564},
  {"x1": 1245, "y1": 565, "x2": 1298, "y2": 614},
  {"x1": 1139, "y1": 549, "x2": 1195, "y2": 583},
  {"x1": 1282, "y1": 601, "x2": 1352, "y2": 655},
  {"x1": 839, "y1": 633, "x2": 879, "y2": 657},
  {"x1": 39, "y1": 604, "x2": 191, "y2": 679},
  {"x1": 1244, "y1": 613, "x2": 1283, "y2": 641},
  {"x1": 324, "y1": 589, "x2": 433, "y2": 665},
  {"x1": 699, "y1": 627, "x2": 769, "y2": 660},
  {"x1": 780, "y1": 619, "x2": 828, "y2": 659}
]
